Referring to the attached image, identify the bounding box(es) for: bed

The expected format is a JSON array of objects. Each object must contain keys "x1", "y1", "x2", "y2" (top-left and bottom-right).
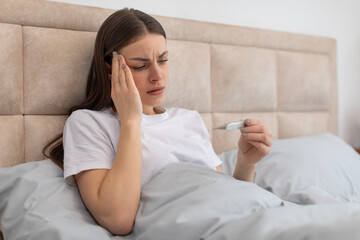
[{"x1": 1, "y1": 0, "x2": 360, "y2": 239}]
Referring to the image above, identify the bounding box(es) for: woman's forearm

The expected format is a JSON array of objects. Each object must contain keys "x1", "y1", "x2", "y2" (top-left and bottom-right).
[
  {"x1": 96, "y1": 121, "x2": 142, "y2": 234},
  {"x1": 232, "y1": 151, "x2": 256, "y2": 182}
]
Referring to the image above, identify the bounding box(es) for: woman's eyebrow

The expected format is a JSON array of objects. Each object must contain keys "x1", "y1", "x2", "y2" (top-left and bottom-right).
[
  {"x1": 128, "y1": 51, "x2": 168, "y2": 62},
  {"x1": 158, "y1": 51, "x2": 168, "y2": 58}
]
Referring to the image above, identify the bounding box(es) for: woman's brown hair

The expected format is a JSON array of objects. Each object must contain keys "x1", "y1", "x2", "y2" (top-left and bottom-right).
[{"x1": 42, "y1": 8, "x2": 166, "y2": 169}]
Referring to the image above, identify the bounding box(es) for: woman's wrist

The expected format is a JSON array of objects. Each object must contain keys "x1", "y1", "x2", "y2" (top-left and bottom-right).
[
  {"x1": 120, "y1": 119, "x2": 142, "y2": 128},
  {"x1": 232, "y1": 152, "x2": 256, "y2": 182},
  {"x1": 237, "y1": 149, "x2": 257, "y2": 167}
]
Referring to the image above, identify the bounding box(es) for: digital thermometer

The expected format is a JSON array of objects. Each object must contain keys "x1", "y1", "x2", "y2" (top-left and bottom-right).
[{"x1": 208, "y1": 120, "x2": 245, "y2": 131}]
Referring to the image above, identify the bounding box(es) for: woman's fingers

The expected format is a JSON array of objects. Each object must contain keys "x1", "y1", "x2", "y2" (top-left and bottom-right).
[
  {"x1": 122, "y1": 60, "x2": 137, "y2": 90},
  {"x1": 111, "y1": 52, "x2": 129, "y2": 90},
  {"x1": 239, "y1": 119, "x2": 273, "y2": 147},
  {"x1": 238, "y1": 118, "x2": 273, "y2": 162},
  {"x1": 112, "y1": 51, "x2": 120, "y2": 90},
  {"x1": 117, "y1": 54, "x2": 127, "y2": 89},
  {"x1": 241, "y1": 124, "x2": 272, "y2": 138},
  {"x1": 120, "y1": 60, "x2": 131, "y2": 89},
  {"x1": 110, "y1": 52, "x2": 143, "y2": 123},
  {"x1": 242, "y1": 119, "x2": 272, "y2": 138},
  {"x1": 244, "y1": 139, "x2": 271, "y2": 155},
  {"x1": 241, "y1": 124, "x2": 266, "y2": 134},
  {"x1": 243, "y1": 118, "x2": 259, "y2": 126},
  {"x1": 242, "y1": 132, "x2": 272, "y2": 147}
]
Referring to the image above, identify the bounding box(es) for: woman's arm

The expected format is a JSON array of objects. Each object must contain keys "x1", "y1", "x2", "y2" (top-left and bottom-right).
[
  {"x1": 232, "y1": 151, "x2": 256, "y2": 182},
  {"x1": 75, "y1": 122, "x2": 142, "y2": 236},
  {"x1": 75, "y1": 52, "x2": 143, "y2": 235},
  {"x1": 75, "y1": 123, "x2": 142, "y2": 234},
  {"x1": 233, "y1": 119, "x2": 272, "y2": 182}
]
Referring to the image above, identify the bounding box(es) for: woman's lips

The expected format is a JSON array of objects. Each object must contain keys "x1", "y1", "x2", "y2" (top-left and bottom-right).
[{"x1": 147, "y1": 87, "x2": 164, "y2": 95}]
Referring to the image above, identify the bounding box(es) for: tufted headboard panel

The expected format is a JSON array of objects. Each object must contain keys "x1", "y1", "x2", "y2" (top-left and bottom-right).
[{"x1": 0, "y1": 0, "x2": 337, "y2": 167}]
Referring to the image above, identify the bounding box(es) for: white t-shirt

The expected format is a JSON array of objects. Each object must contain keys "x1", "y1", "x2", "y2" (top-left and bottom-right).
[{"x1": 63, "y1": 107, "x2": 222, "y2": 188}]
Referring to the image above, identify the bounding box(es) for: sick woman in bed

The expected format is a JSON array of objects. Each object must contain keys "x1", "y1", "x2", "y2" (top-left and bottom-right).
[{"x1": 43, "y1": 9, "x2": 272, "y2": 235}]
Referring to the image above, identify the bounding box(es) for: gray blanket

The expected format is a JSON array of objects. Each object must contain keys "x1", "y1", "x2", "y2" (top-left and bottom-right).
[{"x1": 1, "y1": 160, "x2": 360, "y2": 240}]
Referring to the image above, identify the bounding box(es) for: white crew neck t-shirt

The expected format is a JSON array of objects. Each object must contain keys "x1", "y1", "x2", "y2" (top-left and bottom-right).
[{"x1": 63, "y1": 107, "x2": 222, "y2": 188}]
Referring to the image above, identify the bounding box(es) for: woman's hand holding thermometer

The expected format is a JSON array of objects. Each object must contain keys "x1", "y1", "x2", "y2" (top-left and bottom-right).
[{"x1": 207, "y1": 118, "x2": 273, "y2": 182}]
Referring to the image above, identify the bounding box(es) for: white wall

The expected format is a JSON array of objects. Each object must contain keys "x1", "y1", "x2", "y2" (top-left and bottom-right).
[{"x1": 50, "y1": 0, "x2": 360, "y2": 147}]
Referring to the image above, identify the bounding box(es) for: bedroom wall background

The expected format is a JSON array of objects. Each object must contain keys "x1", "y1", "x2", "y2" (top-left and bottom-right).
[{"x1": 48, "y1": 0, "x2": 360, "y2": 148}]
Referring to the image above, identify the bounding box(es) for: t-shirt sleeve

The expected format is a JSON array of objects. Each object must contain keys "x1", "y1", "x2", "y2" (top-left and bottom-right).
[
  {"x1": 194, "y1": 111, "x2": 223, "y2": 169},
  {"x1": 63, "y1": 111, "x2": 115, "y2": 186}
]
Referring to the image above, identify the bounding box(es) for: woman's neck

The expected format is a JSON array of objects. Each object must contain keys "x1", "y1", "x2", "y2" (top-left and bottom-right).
[{"x1": 143, "y1": 106, "x2": 165, "y2": 115}]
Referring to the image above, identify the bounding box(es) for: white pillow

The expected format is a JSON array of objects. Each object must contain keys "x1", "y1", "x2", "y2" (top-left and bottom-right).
[{"x1": 218, "y1": 133, "x2": 360, "y2": 199}]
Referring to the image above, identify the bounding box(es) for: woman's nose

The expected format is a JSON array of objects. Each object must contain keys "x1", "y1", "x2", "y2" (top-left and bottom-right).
[{"x1": 149, "y1": 63, "x2": 162, "y2": 82}]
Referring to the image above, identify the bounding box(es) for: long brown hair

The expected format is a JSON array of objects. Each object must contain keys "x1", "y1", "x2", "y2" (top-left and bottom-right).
[{"x1": 42, "y1": 8, "x2": 166, "y2": 169}]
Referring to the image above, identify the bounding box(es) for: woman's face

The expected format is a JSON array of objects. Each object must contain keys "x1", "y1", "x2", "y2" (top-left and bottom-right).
[{"x1": 119, "y1": 33, "x2": 168, "y2": 115}]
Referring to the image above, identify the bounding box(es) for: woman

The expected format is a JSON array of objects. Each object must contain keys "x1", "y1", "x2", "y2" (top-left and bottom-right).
[{"x1": 43, "y1": 8, "x2": 272, "y2": 236}]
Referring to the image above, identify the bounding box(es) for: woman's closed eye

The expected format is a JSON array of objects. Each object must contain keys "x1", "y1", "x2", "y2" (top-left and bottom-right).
[
  {"x1": 132, "y1": 59, "x2": 168, "y2": 71},
  {"x1": 133, "y1": 65, "x2": 146, "y2": 70},
  {"x1": 159, "y1": 59, "x2": 168, "y2": 64}
]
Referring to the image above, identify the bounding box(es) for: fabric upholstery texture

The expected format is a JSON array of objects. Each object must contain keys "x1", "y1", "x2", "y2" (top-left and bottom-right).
[
  {"x1": 25, "y1": 115, "x2": 68, "y2": 163},
  {"x1": 0, "y1": 116, "x2": 24, "y2": 167},
  {"x1": 0, "y1": 0, "x2": 338, "y2": 167},
  {"x1": 278, "y1": 112, "x2": 330, "y2": 139},
  {"x1": 24, "y1": 27, "x2": 95, "y2": 114},
  {"x1": 211, "y1": 45, "x2": 277, "y2": 112},
  {"x1": 0, "y1": 23, "x2": 23, "y2": 114},
  {"x1": 277, "y1": 51, "x2": 331, "y2": 111}
]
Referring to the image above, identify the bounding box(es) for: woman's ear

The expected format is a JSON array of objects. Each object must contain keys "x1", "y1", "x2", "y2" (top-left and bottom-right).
[
  {"x1": 105, "y1": 62, "x2": 111, "y2": 74},
  {"x1": 105, "y1": 62, "x2": 112, "y2": 80}
]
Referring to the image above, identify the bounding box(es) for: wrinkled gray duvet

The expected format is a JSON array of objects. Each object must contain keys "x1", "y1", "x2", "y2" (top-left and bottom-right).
[{"x1": 1, "y1": 160, "x2": 360, "y2": 240}]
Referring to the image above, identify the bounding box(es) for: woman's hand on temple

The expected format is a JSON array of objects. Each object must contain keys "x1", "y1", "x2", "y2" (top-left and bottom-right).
[
  {"x1": 237, "y1": 119, "x2": 273, "y2": 165},
  {"x1": 111, "y1": 52, "x2": 143, "y2": 125}
]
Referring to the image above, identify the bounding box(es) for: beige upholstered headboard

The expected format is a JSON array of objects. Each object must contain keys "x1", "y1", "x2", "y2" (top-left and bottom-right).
[{"x1": 0, "y1": 0, "x2": 337, "y2": 168}]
